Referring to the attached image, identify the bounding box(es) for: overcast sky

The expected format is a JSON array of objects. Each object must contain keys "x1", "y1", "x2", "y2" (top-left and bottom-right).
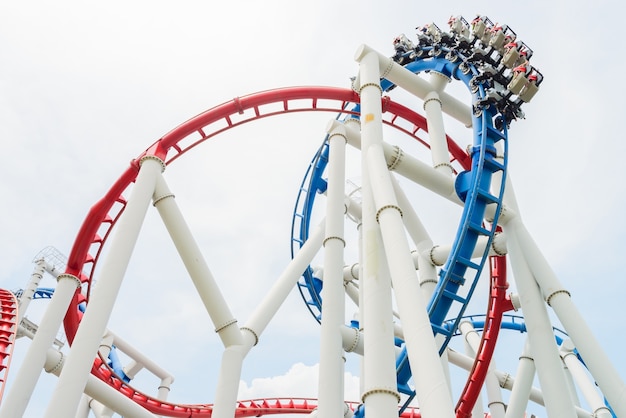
[{"x1": 2, "y1": 1, "x2": 625, "y2": 417}]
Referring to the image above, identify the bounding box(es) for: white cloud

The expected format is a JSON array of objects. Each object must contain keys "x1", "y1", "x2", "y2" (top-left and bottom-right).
[{"x1": 238, "y1": 362, "x2": 361, "y2": 403}]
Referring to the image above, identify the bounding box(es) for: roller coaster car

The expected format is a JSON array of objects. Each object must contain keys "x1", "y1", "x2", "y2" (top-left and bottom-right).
[
  {"x1": 489, "y1": 24, "x2": 516, "y2": 53},
  {"x1": 392, "y1": 34, "x2": 416, "y2": 64},
  {"x1": 471, "y1": 15, "x2": 495, "y2": 45},
  {"x1": 448, "y1": 15, "x2": 470, "y2": 38},
  {"x1": 507, "y1": 65, "x2": 542, "y2": 102},
  {"x1": 501, "y1": 41, "x2": 533, "y2": 69}
]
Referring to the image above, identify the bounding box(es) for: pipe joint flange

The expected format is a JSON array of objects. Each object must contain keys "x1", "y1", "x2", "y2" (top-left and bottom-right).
[
  {"x1": 350, "y1": 263, "x2": 359, "y2": 280},
  {"x1": 153, "y1": 192, "x2": 175, "y2": 206},
  {"x1": 491, "y1": 233, "x2": 507, "y2": 256},
  {"x1": 381, "y1": 59, "x2": 394, "y2": 80},
  {"x1": 214, "y1": 318, "x2": 238, "y2": 333},
  {"x1": 57, "y1": 273, "x2": 82, "y2": 288},
  {"x1": 241, "y1": 327, "x2": 259, "y2": 346},
  {"x1": 545, "y1": 289, "x2": 571, "y2": 306},
  {"x1": 420, "y1": 278, "x2": 438, "y2": 287},
  {"x1": 434, "y1": 162, "x2": 454, "y2": 172},
  {"x1": 139, "y1": 155, "x2": 166, "y2": 172},
  {"x1": 345, "y1": 327, "x2": 360, "y2": 353},
  {"x1": 429, "y1": 245, "x2": 443, "y2": 266},
  {"x1": 323, "y1": 236, "x2": 346, "y2": 248},
  {"x1": 376, "y1": 204, "x2": 402, "y2": 223},
  {"x1": 358, "y1": 82, "x2": 383, "y2": 96},
  {"x1": 488, "y1": 400, "x2": 507, "y2": 408},
  {"x1": 45, "y1": 351, "x2": 64, "y2": 375},
  {"x1": 387, "y1": 145, "x2": 403, "y2": 171},
  {"x1": 361, "y1": 387, "x2": 401, "y2": 403},
  {"x1": 328, "y1": 131, "x2": 348, "y2": 144},
  {"x1": 423, "y1": 96, "x2": 443, "y2": 110}
]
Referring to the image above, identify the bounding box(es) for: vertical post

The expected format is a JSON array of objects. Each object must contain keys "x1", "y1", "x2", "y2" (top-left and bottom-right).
[
  {"x1": 317, "y1": 124, "x2": 348, "y2": 416},
  {"x1": 0, "y1": 273, "x2": 81, "y2": 418},
  {"x1": 17, "y1": 259, "x2": 46, "y2": 322},
  {"x1": 355, "y1": 45, "x2": 399, "y2": 418},
  {"x1": 356, "y1": 43, "x2": 456, "y2": 418},
  {"x1": 424, "y1": 72, "x2": 453, "y2": 176},
  {"x1": 43, "y1": 155, "x2": 164, "y2": 418}
]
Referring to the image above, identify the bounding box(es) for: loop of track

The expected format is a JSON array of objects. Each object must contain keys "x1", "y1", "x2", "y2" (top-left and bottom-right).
[{"x1": 61, "y1": 86, "x2": 471, "y2": 417}]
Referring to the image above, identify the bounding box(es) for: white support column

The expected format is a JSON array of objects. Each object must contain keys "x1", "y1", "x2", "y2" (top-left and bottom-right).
[
  {"x1": 560, "y1": 340, "x2": 613, "y2": 418},
  {"x1": 505, "y1": 226, "x2": 577, "y2": 417},
  {"x1": 389, "y1": 176, "x2": 438, "y2": 297},
  {"x1": 356, "y1": 44, "x2": 455, "y2": 418},
  {"x1": 44, "y1": 155, "x2": 164, "y2": 418},
  {"x1": 17, "y1": 259, "x2": 46, "y2": 322},
  {"x1": 318, "y1": 124, "x2": 348, "y2": 416},
  {"x1": 152, "y1": 173, "x2": 243, "y2": 348},
  {"x1": 75, "y1": 395, "x2": 91, "y2": 418},
  {"x1": 511, "y1": 220, "x2": 626, "y2": 416},
  {"x1": 504, "y1": 338, "x2": 535, "y2": 418},
  {"x1": 356, "y1": 47, "x2": 399, "y2": 418},
  {"x1": 352, "y1": 44, "x2": 473, "y2": 127},
  {"x1": 424, "y1": 72, "x2": 454, "y2": 175},
  {"x1": 459, "y1": 321, "x2": 505, "y2": 418},
  {"x1": 42, "y1": 349, "x2": 157, "y2": 418},
  {"x1": 243, "y1": 219, "x2": 325, "y2": 340},
  {"x1": 151, "y1": 172, "x2": 247, "y2": 418},
  {"x1": 0, "y1": 273, "x2": 81, "y2": 418}
]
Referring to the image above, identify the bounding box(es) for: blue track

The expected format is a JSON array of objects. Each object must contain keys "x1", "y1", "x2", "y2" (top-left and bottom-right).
[{"x1": 292, "y1": 21, "x2": 521, "y2": 409}]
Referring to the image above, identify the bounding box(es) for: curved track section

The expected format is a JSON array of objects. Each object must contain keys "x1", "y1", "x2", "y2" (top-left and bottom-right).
[
  {"x1": 0, "y1": 290, "x2": 18, "y2": 402},
  {"x1": 61, "y1": 86, "x2": 476, "y2": 417}
]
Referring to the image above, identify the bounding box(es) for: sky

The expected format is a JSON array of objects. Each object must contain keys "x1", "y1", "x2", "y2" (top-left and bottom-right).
[{"x1": 1, "y1": 1, "x2": 625, "y2": 417}]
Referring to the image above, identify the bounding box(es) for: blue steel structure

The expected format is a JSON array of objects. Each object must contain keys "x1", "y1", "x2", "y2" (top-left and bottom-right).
[{"x1": 291, "y1": 16, "x2": 542, "y2": 415}]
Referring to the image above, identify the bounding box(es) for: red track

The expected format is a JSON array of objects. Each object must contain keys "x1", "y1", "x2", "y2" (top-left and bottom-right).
[
  {"x1": 0, "y1": 289, "x2": 18, "y2": 402},
  {"x1": 43, "y1": 86, "x2": 504, "y2": 416}
]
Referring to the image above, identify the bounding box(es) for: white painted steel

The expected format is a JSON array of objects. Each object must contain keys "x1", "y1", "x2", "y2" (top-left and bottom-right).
[
  {"x1": 76, "y1": 395, "x2": 91, "y2": 418},
  {"x1": 43, "y1": 156, "x2": 165, "y2": 418},
  {"x1": 356, "y1": 48, "x2": 400, "y2": 418},
  {"x1": 328, "y1": 119, "x2": 460, "y2": 204},
  {"x1": 447, "y1": 349, "x2": 593, "y2": 418},
  {"x1": 560, "y1": 340, "x2": 613, "y2": 418},
  {"x1": 0, "y1": 273, "x2": 81, "y2": 418},
  {"x1": 510, "y1": 219, "x2": 626, "y2": 416},
  {"x1": 16, "y1": 259, "x2": 46, "y2": 322},
  {"x1": 367, "y1": 144, "x2": 456, "y2": 418},
  {"x1": 459, "y1": 321, "x2": 505, "y2": 418},
  {"x1": 504, "y1": 339, "x2": 535, "y2": 418},
  {"x1": 327, "y1": 118, "x2": 515, "y2": 226},
  {"x1": 243, "y1": 219, "x2": 325, "y2": 340},
  {"x1": 352, "y1": 44, "x2": 473, "y2": 127},
  {"x1": 152, "y1": 174, "x2": 243, "y2": 348},
  {"x1": 424, "y1": 70, "x2": 453, "y2": 176},
  {"x1": 102, "y1": 330, "x2": 174, "y2": 400},
  {"x1": 317, "y1": 124, "x2": 348, "y2": 416},
  {"x1": 42, "y1": 349, "x2": 157, "y2": 418},
  {"x1": 505, "y1": 226, "x2": 578, "y2": 417}
]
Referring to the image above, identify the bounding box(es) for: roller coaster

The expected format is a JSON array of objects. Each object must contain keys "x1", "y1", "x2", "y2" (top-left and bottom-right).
[{"x1": 1, "y1": 15, "x2": 624, "y2": 418}]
